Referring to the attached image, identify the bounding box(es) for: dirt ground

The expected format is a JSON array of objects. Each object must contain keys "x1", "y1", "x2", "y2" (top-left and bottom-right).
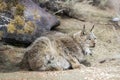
[
  {"x1": 0, "y1": 2, "x2": 120, "y2": 80},
  {"x1": 0, "y1": 17, "x2": 120, "y2": 80}
]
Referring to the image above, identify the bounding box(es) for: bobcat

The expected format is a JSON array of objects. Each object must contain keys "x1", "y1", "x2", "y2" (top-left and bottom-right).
[
  {"x1": 73, "y1": 25, "x2": 97, "y2": 55},
  {"x1": 21, "y1": 25, "x2": 97, "y2": 71}
]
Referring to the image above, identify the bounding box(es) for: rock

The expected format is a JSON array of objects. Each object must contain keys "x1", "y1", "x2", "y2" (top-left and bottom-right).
[{"x1": 0, "y1": 0, "x2": 60, "y2": 46}]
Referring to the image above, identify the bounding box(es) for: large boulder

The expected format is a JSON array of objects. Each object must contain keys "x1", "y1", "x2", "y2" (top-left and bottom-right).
[{"x1": 0, "y1": 0, "x2": 59, "y2": 46}]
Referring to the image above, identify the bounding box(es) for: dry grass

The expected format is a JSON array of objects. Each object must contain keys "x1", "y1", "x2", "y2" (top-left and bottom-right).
[
  {"x1": 70, "y1": 3, "x2": 114, "y2": 24},
  {"x1": 98, "y1": 0, "x2": 108, "y2": 9},
  {"x1": 94, "y1": 0, "x2": 120, "y2": 17}
]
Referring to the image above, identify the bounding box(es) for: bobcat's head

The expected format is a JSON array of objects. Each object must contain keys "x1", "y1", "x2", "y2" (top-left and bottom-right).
[{"x1": 73, "y1": 25, "x2": 97, "y2": 55}]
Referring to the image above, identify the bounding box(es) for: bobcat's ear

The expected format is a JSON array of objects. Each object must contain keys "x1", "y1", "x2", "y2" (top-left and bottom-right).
[
  {"x1": 81, "y1": 25, "x2": 86, "y2": 36},
  {"x1": 90, "y1": 25, "x2": 94, "y2": 32}
]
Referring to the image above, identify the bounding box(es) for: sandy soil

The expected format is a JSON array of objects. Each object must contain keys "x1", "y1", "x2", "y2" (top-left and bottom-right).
[{"x1": 0, "y1": 18, "x2": 120, "y2": 80}]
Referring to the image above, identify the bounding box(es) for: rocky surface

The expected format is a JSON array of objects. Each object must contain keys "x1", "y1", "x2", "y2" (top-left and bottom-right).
[{"x1": 0, "y1": 0, "x2": 59, "y2": 46}]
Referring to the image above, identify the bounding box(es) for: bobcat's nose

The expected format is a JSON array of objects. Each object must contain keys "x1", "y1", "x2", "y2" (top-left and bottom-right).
[
  {"x1": 93, "y1": 43, "x2": 96, "y2": 47},
  {"x1": 91, "y1": 42, "x2": 96, "y2": 47}
]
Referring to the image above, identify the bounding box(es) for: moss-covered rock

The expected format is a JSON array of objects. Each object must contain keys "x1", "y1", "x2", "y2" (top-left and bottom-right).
[
  {"x1": 0, "y1": 0, "x2": 59, "y2": 46},
  {"x1": 15, "y1": 4, "x2": 25, "y2": 16}
]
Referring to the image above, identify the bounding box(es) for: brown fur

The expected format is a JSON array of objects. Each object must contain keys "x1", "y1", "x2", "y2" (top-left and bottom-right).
[{"x1": 21, "y1": 25, "x2": 96, "y2": 71}]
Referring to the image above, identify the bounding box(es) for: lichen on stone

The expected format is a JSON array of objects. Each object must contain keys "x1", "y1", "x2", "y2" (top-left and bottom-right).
[
  {"x1": 15, "y1": 4, "x2": 25, "y2": 16},
  {"x1": 14, "y1": 15, "x2": 25, "y2": 26},
  {"x1": 7, "y1": 15, "x2": 35, "y2": 34},
  {"x1": 7, "y1": 22, "x2": 16, "y2": 33},
  {"x1": 24, "y1": 21, "x2": 35, "y2": 34},
  {"x1": 7, "y1": 15, "x2": 24, "y2": 34},
  {"x1": 0, "y1": 31, "x2": 3, "y2": 40},
  {"x1": 33, "y1": 10, "x2": 41, "y2": 20},
  {"x1": 0, "y1": 2, "x2": 7, "y2": 12}
]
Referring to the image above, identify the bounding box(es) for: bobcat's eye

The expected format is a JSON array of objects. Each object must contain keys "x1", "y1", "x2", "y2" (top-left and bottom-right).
[{"x1": 89, "y1": 38, "x2": 91, "y2": 40}]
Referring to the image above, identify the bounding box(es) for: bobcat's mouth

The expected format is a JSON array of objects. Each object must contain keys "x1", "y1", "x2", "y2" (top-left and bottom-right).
[{"x1": 90, "y1": 43, "x2": 96, "y2": 48}]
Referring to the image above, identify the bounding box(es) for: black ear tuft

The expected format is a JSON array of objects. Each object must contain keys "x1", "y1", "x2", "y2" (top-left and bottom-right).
[
  {"x1": 90, "y1": 25, "x2": 94, "y2": 32},
  {"x1": 83, "y1": 24, "x2": 85, "y2": 29},
  {"x1": 81, "y1": 24, "x2": 86, "y2": 35}
]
